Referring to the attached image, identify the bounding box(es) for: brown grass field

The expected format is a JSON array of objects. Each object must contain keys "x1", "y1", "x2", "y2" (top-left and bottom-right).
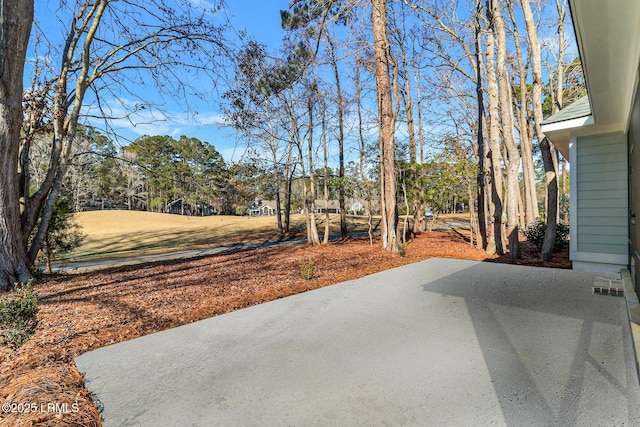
[{"x1": 67, "y1": 211, "x2": 384, "y2": 261}]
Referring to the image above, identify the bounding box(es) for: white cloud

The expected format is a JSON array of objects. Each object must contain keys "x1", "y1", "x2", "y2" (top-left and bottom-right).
[
  {"x1": 84, "y1": 98, "x2": 226, "y2": 137},
  {"x1": 190, "y1": 111, "x2": 227, "y2": 127},
  {"x1": 82, "y1": 97, "x2": 244, "y2": 161},
  {"x1": 189, "y1": 0, "x2": 217, "y2": 9}
]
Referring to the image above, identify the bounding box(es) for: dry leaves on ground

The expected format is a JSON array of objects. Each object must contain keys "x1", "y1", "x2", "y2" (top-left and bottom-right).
[{"x1": 0, "y1": 232, "x2": 569, "y2": 426}]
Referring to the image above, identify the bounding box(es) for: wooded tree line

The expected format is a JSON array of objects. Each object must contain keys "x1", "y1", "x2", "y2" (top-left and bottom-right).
[
  {"x1": 27, "y1": 130, "x2": 228, "y2": 214},
  {"x1": 225, "y1": 0, "x2": 581, "y2": 255},
  {"x1": 26, "y1": 128, "x2": 352, "y2": 218},
  {"x1": 26, "y1": 124, "x2": 469, "y2": 228},
  {"x1": 0, "y1": 0, "x2": 581, "y2": 289}
]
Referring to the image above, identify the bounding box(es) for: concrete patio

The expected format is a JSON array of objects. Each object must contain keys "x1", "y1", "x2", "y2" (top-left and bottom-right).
[{"x1": 75, "y1": 258, "x2": 640, "y2": 426}]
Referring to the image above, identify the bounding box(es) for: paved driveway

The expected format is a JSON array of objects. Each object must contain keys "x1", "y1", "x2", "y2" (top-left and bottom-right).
[{"x1": 75, "y1": 258, "x2": 640, "y2": 426}]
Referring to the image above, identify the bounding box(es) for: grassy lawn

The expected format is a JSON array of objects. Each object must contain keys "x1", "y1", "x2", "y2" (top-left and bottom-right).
[{"x1": 66, "y1": 211, "x2": 384, "y2": 262}]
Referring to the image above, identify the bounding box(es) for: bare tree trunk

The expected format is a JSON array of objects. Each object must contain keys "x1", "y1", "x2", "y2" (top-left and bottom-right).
[
  {"x1": 401, "y1": 174, "x2": 409, "y2": 243},
  {"x1": 556, "y1": 0, "x2": 569, "y2": 225},
  {"x1": 491, "y1": 0, "x2": 520, "y2": 258},
  {"x1": 283, "y1": 141, "x2": 294, "y2": 233},
  {"x1": 484, "y1": 6, "x2": 504, "y2": 256},
  {"x1": 507, "y1": 0, "x2": 538, "y2": 225},
  {"x1": 474, "y1": 0, "x2": 488, "y2": 249},
  {"x1": 467, "y1": 176, "x2": 476, "y2": 247},
  {"x1": 521, "y1": 0, "x2": 558, "y2": 260},
  {"x1": 271, "y1": 142, "x2": 284, "y2": 233},
  {"x1": 540, "y1": 138, "x2": 558, "y2": 259},
  {"x1": 396, "y1": 4, "x2": 417, "y2": 162},
  {"x1": 555, "y1": 0, "x2": 567, "y2": 113},
  {"x1": 0, "y1": 0, "x2": 34, "y2": 290},
  {"x1": 412, "y1": 199, "x2": 424, "y2": 233},
  {"x1": 372, "y1": 0, "x2": 398, "y2": 252},
  {"x1": 551, "y1": 145, "x2": 560, "y2": 224},
  {"x1": 304, "y1": 85, "x2": 320, "y2": 245},
  {"x1": 413, "y1": 51, "x2": 425, "y2": 164},
  {"x1": 410, "y1": 162, "x2": 425, "y2": 234},
  {"x1": 393, "y1": 6, "x2": 420, "y2": 236},
  {"x1": 327, "y1": 38, "x2": 349, "y2": 239},
  {"x1": 321, "y1": 98, "x2": 331, "y2": 244},
  {"x1": 404, "y1": 86, "x2": 417, "y2": 163},
  {"x1": 517, "y1": 182, "x2": 525, "y2": 227},
  {"x1": 355, "y1": 58, "x2": 374, "y2": 245}
]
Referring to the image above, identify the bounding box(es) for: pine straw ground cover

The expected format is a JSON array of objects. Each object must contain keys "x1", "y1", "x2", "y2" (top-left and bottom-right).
[{"x1": 0, "y1": 231, "x2": 569, "y2": 426}]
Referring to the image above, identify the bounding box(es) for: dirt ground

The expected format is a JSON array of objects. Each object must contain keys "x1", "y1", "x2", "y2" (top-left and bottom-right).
[{"x1": 0, "y1": 231, "x2": 569, "y2": 426}]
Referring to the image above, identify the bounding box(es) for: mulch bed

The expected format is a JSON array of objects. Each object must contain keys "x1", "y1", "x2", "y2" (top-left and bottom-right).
[{"x1": 0, "y1": 231, "x2": 569, "y2": 426}]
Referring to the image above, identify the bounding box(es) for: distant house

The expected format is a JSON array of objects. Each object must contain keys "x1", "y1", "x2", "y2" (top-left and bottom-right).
[
  {"x1": 349, "y1": 200, "x2": 364, "y2": 214},
  {"x1": 81, "y1": 199, "x2": 129, "y2": 211},
  {"x1": 315, "y1": 199, "x2": 340, "y2": 214},
  {"x1": 259, "y1": 201, "x2": 278, "y2": 216},
  {"x1": 249, "y1": 200, "x2": 279, "y2": 216},
  {"x1": 166, "y1": 199, "x2": 215, "y2": 216},
  {"x1": 198, "y1": 203, "x2": 215, "y2": 216},
  {"x1": 166, "y1": 199, "x2": 189, "y2": 215}
]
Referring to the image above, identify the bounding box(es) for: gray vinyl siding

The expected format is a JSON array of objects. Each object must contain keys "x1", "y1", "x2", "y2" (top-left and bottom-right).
[{"x1": 576, "y1": 133, "x2": 628, "y2": 255}]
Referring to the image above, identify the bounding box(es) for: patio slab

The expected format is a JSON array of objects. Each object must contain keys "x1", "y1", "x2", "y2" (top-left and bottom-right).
[{"x1": 75, "y1": 258, "x2": 640, "y2": 426}]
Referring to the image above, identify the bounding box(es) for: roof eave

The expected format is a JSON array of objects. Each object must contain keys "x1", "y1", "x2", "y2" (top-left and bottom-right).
[{"x1": 542, "y1": 115, "x2": 594, "y2": 160}]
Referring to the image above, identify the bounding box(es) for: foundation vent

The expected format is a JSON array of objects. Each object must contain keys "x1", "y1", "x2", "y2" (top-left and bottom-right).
[{"x1": 592, "y1": 277, "x2": 625, "y2": 297}]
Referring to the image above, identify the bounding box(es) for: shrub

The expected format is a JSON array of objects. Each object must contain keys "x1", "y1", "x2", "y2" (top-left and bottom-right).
[
  {"x1": 299, "y1": 259, "x2": 315, "y2": 280},
  {"x1": 29, "y1": 265, "x2": 45, "y2": 278},
  {"x1": 0, "y1": 281, "x2": 39, "y2": 350},
  {"x1": 37, "y1": 195, "x2": 85, "y2": 273},
  {"x1": 235, "y1": 205, "x2": 249, "y2": 216},
  {"x1": 397, "y1": 242, "x2": 407, "y2": 257},
  {"x1": 523, "y1": 219, "x2": 569, "y2": 250}
]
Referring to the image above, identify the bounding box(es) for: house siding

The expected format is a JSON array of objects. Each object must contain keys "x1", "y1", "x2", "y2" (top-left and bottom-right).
[
  {"x1": 574, "y1": 133, "x2": 628, "y2": 262},
  {"x1": 629, "y1": 83, "x2": 640, "y2": 291}
]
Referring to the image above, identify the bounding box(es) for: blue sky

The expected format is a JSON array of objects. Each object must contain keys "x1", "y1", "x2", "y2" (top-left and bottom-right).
[
  {"x1": 114, "y1": 1, "x2": 292, "y2": 162},
  {"x1": 227, "y1": 1, "x2": 289, "y2": 47},
  {"x1": 29, "y1": 0, "x2": 577, "y2": 165},
  {"x1": 30, "y1": 0, "x2": 291, "y2": 163}
]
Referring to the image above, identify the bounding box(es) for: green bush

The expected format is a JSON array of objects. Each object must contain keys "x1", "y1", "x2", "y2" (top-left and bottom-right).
[
  {"x1": 29, "y1": 265, "x2": 45, "y2": 278},
  {"x1": 37, "y1": 195, "x2": 85, "y2": 273},
  {"x1": 397, "y1": 242, "x2": 407, "y2": 257},
  {"x1": 0, "y1": 281, "x2": 39, "y2": 350},
  {"x1": 235, "y1": 205, "x2": 249, "y2": 216},
  {"x1": 299, "y1": 259, "x2": 315, "y2": 280},
  {"x1": 523, "y1": 219, "x2": 569, "y2": 250}
]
